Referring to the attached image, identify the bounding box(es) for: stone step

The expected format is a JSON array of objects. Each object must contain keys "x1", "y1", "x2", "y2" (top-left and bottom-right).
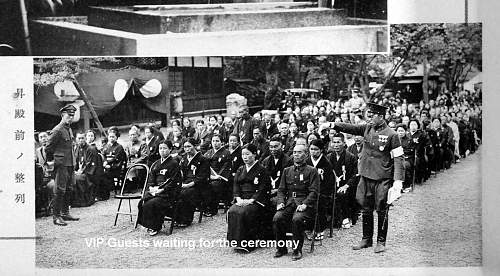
[{"x1": 87, "y1": 2, "x2": 347, "y2": 34}]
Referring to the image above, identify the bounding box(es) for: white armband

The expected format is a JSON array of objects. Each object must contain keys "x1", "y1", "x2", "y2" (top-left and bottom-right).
[{"x1": 390, "y1": 146, "x2": 404, "y2": 158}]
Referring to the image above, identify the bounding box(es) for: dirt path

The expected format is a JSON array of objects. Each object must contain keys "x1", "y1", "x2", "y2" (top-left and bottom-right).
[{"x1": 36, "y1": 149, "x2": 481, "y2": 268}]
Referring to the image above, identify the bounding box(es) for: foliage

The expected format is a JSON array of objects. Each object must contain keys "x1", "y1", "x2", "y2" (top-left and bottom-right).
[{"x1": 33, "y1": 58, "x2": 120, "y2": 87}]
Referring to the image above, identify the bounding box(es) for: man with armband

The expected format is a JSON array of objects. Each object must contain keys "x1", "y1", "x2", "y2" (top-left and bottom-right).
[{"x1": 322, "y1": 102, "x2": 404, "y2": 253}]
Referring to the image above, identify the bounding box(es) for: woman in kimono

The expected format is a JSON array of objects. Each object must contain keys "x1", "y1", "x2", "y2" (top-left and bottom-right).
[
  {"x1": 137, "y1": 140, "x2": 182, "y2": 236},
  {"x1": 102, "y1": 127, "x2": 127, "y2": 199},
  {"x1": 175, "y1": 138, "x2": 210, "y2": 226},
  {"x1": 227, "y1": 134, "x2": 244, "y2": 200},
  {"x1": 306, "y1": 139, "x2": 335, "y2": 240},
  {"x1": 227, "y1": 144, "x2": 271, "y2": 253}
]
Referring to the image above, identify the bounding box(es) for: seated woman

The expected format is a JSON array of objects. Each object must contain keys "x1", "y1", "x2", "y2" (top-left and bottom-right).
[
  {"x1": 227, "y1": 144, "x2": 271, "y2": 253},
  {"x1": 137, "y1": 140, "x2": 182, "y2": 236},
  {"x1": 175, "y1": 138, "x2": 210, "y2": 226}
]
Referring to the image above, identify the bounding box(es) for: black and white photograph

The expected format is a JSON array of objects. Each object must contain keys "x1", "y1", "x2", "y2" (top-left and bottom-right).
[
  {"x1": 32, "y1": 23, "x2": 482, "y2": 269},
  {"x1": 1, "y1": 0, "x2": 387, "y2": 56}
]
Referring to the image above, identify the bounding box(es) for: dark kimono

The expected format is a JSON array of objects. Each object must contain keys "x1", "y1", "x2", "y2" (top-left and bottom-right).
[
  {"x1": 306, "y1": 154, "x2": 335, "y2": 231},
  {"x1": 137, "y1": 156, "x2": 182, "y2": 231},
  {"x1": 176, "y1": 152, "x2": 210, "y2": 225},
  {"x1": 73, "y1": 142, "x2": 102, "y2": 207},
  {"x1": 409, "y1": 130, "x2": 430, "y2": 184},
  {"x1": 228, "y1": 146, "x2": 244, "y2": 195},
  {"x1": 326, "y1": 149, "x2": 359, "y2": 226},
  {"x1": 204, "y1": 147, "x2": 232, "y2": 213},
  {"x1": 227, "y1": 162, "x2": 271, "y2": 250},
  {"x1": 102, "y1": 141, "x2": 127, "y2": 199},
  {"x1": 261, "y1": 152, "x2": 293, "y2": 208}
]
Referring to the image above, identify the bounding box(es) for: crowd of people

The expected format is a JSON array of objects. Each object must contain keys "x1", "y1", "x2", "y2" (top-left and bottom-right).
[{"x1": 35, "y1": 87, "x2": 482, "y2": 260}]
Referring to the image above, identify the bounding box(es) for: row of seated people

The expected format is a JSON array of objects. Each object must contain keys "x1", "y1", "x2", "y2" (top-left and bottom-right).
[{"x1": 136, "y1": 132, "x2": 359, "y2": 259}]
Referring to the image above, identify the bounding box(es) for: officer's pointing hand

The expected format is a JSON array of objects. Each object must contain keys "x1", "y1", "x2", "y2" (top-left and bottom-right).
[{"x1": 276, "y1": 203, "x2": 284, "y2": 211}]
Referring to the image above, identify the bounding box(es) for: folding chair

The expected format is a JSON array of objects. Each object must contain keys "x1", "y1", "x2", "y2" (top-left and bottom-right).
[{"x1": 113, "y1": 163, "x2": 149, "y2": 227}]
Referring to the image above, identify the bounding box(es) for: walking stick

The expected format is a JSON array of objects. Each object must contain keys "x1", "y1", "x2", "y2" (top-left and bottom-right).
[
  {"x1": 411, "y1": 150, "x2": 417, "y2": 192},
  {"x1": 310, "y1": 176, "x2": 322, "y2": 253},
  {"x1": 329, "y1": 170, "x2": 339, "y2": 238}
]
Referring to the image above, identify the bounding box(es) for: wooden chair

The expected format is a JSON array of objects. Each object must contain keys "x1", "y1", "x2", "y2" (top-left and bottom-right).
[{"x1": 113, "y1": 163, "x2": 149, "y2": 227}]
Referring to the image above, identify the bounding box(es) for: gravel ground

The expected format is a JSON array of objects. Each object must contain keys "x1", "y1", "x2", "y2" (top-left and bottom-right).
[{"x1": 36, "y1": 149, "x2": 481, "y2": 268}]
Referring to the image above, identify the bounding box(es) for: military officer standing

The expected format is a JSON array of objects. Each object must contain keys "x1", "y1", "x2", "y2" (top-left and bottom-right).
[
  {"x1": 45, "y1": 105, "x2": 80, "y2": 226},
  {"x1": 325, "y1": 102, "x2": 404, "y2": 253},
  {"x1": 273, "y1": 144, "x2": 320, "y2": 260}
]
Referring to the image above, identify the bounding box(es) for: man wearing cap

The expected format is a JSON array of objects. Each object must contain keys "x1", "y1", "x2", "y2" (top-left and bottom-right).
[
  {"x1": 323, "y1": 102, "x2": 404, "y2": 253},
  {"x1": 45, "y1": 105, "x2": 80, "y2": 226}
]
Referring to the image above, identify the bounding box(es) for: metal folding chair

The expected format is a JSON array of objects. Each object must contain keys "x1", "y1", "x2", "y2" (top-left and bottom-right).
[{"x1": 113, "y1": 163, "x2": 149, "y2": 227}]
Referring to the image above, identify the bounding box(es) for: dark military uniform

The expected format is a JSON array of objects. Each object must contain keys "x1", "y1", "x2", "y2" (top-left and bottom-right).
[
  {"x1": 137, "y1": 156, "x2": 182, "y2": 232},
  {"x1": 227, "y1": 162, "x2": 272, "y2": 250},
  {"x1": 333, "y1": 120, "x2": 404, "y2": 248},
  {"x1": 273, "y1": 163, "x2": 320, "y2": 253},
  {"x1": 45, "y1": 118, "x2": 76, "y2": 223}
]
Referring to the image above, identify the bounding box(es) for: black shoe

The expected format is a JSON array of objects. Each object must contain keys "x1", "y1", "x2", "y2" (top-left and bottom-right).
[
  {"x1": 291, "y1": 250, "x2": 302, "y2": 261},
  {"x1": 53, "y1": 216, "x2": 67, "y2": 226},
  {"x1": 61, "y1": 214, "x2": 79, "y2": 221},
  {"x1": 273, "y1": 249, "x2": 288, "y2": 258},
  {"x1": 352, "y1": 239, "x2": 373, "y2": 250}
]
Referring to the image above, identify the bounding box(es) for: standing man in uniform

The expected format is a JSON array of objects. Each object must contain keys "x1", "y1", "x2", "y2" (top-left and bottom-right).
[
  {"x1": 273, "y1": 144, "x2": 320, "y2": 260},
  {"x1": 324, "y1": 102, "x2": 404, "y2": 253},
  {"x1": 45, "y1": 105, "x2": 80, "y2": 226}
]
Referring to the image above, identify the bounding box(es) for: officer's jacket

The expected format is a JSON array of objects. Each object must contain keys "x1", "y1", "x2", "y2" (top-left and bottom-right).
[
  {"x1": 45, "y1": 121, "x2": 75, "y2": 167},
  {"x1": 233, "y1": 162, "x2": 271, "y2": 206},
  {"x1": 180, "y1": 152, "x2": 210, "y2": 188},
  {"x1": 146, "y1": 156, "x2": 182, "y2": 200},
  {"x1": 277, "y1": 163, "x2": 320, "y2": 208},
  {"x1": 306, "y1": 155, "x2": 335, "y2": 197},
  {"x1": 204, "y1": 147, "x2": 231, "y2": 181},
  {"x1": 334, "y1": 122, "x2": 404, "y2": 181},
  {"x1": 261, "y1": 152, "x2": 293, "y2": 190}
]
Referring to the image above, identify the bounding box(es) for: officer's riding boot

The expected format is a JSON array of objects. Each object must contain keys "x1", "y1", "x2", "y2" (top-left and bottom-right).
[
  {"x1": 375, "y1": 211, "x2": 388, "y2": 253},
  {"x1": 61, "y1": 192, "x2": 79, "y2": 221},
  {"x1": 352, "y1": 212, "x2": 373, "y2": 250},
  {"x1": 52, "y1": 191, "x2": 67, "y2": 226}
]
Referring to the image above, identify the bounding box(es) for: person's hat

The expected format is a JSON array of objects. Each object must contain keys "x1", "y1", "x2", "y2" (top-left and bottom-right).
[
  {"x1": 366, "y1": 102, "x2": 387, "y2": 115},
  {"x1": 59, "y1": 104, "x2": 76, "y2": 115}
]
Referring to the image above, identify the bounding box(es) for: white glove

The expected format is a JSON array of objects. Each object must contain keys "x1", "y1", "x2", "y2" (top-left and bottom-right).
[{"x1": 387, "y1": 180, "x2": 403, "y2": 205}]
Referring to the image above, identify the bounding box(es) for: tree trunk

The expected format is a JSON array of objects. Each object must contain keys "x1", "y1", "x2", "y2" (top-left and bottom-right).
[{"x1": 422, "y1": 56, "x2": 429, "y2": 103}]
